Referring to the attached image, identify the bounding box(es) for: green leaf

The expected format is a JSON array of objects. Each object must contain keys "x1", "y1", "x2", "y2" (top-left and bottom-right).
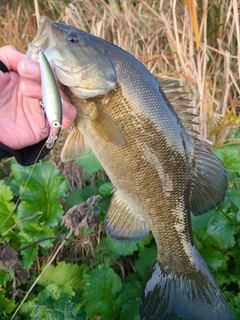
[
  {"x1": 38, "y1": 262, "x2": 89, "y2": 290},
  {"x1": 21, "y1": 223, "x2": 55, "y2": 247},
  {"x1": 135, "y1": 245, "x2": 157, "y2": 282},
  {"x1": 76, "y1": 149, "x2": 103, "y2": 175},
  {"x1": 0, "y1": 181, "x2": 15, "y2": 234},
  {"x1": 99, "y1": 182, "x2": 113, "y2": 196},
  {"x1": 19, "y1": 223, "x2": 55, "y2": 269},
  {"x1": 11, "y1": 161, "x2": 69, "y2": 227},
  {"x1": 199, "y1": 246, "x2": 229, "y2": 271},
  {"x1": 83, "y1": 264, "x2": 126, "y2": 318},
  {"x1": 32, "y1": 287, "x2": 86, "y2": 320},
  {"x1": 192, "y1": 210, "x2": 236, "y2": 249},
  {"x1": 120, "y1": 298, "x2": 141, "y2": 320},
  {"x1": 66, "y1": 189, "x2": 84, "y2": 208},
  {"x1": 67, "y1": 185, "x2": 98, "y2": 208},
  {"x1": 214, "y1": 145, "x2": 240, "y2": 173},
  {"x1": 0, "y1": 292, "x2": 16, "y2": 315},
  {"x1": 207, "y1": 213, "x2": 236, "y2": 249},
  {"x1": 0, "y1": 269, "x2": 9, "y2": 286},
  {"x1": 20, "y1": 243, "x2": 39, "y2": 270},
  {"x1": 104, "y1": 234, "x2": 141, "y2": 256},
  {"x1": 121, "y1": 280, "x2": 143, "y2": 300}
]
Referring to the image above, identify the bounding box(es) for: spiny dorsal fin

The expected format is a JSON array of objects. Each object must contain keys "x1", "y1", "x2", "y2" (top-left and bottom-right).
[
  {"x1": 106, "y1": 191, "x2": 150, "y2": 241},
  {"x1": 159, "y1": 80, "x2": 199, "y2": 136},
  {"x1": 190, "y1": 138, "x2": 228, "y2": 215}
]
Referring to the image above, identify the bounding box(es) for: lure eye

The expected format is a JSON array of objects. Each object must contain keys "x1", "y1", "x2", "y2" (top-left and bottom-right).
[
  {"x1": 52, "y1": 121, "x2": 61, "y2": 128},
  {"x1": 66, "y1": 32, "x2": 81, "y2": 44}
]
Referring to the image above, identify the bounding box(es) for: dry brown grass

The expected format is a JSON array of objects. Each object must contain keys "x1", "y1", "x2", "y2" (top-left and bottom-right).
[{"x1": 0, "y1": 0, "x2": 239, "y2": 149}]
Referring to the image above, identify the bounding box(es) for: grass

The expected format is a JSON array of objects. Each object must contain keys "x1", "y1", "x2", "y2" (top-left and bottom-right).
[{"x1": 0, "y1": 0, "x2": 239, "y2": 149}]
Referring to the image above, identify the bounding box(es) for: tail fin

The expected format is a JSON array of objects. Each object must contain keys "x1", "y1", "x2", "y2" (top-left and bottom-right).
[{"x1": 141, "y1": 249, "x2": 232, "y2": 320}]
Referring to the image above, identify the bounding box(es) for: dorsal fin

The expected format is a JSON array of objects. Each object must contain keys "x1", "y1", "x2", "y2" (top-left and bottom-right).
[{"x1": 159, "y1": 80, "x2": 199, "y2": 136}]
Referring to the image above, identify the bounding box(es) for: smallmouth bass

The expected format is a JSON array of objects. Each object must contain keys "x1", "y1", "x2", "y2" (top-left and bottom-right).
[{"x1": 27, "y1": 17, "x2": 232, "y2": 320}]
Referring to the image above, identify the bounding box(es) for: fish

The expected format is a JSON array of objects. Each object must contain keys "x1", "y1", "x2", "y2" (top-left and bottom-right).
[
  {"x1": 28, "y1": 45, "x2": 62, "y2": 148},
  {"x1": 26, "y1": 16, "x2": 232, "y2": 320}
]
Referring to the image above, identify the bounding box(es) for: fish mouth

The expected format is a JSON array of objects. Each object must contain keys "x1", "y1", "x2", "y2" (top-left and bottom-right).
[
  {"x1": 27, "y1": 17, "x2": 52, "y2": 53},
  {"x1": 27, "y1": 16, "x2": 116, "y2": 99},
  {"x1": 55, "y1": 59, "x2": 97, "y2": 77}
]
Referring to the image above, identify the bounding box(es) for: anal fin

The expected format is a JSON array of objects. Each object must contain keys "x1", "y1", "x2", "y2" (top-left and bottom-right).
[{"x1": 107, "y1": 191, "x2": 150, "y2": 241}]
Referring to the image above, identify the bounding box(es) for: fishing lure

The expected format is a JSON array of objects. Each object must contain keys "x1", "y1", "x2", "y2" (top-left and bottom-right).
[{"x1": 38, "y1": 47, "x2": 62, "y2": 148}]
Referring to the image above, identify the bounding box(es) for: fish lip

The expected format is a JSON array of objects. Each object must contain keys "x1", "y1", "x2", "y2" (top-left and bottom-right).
[{"x1": 55, "y1": 59, "x2": 97, "y2": 75}]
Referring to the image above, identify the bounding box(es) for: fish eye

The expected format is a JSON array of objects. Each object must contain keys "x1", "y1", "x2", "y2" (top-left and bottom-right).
[{"x1": 66, "y1": 32, "x2": 81, "y2": 44}]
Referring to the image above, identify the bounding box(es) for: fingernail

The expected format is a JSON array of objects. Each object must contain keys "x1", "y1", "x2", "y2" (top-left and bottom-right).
[{"x1": 21, "y1": 60, "x2": 39, "y2": 75}]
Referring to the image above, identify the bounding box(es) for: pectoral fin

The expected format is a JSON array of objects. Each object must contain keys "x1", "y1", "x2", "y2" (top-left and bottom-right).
[
  {"x1": 190, "y1": 138, "x2": 228, "y2": 215},
  {"x1": 61, "y1": 125, "x2": 88, "y2": 162},
  {"x1": 107, "y1": 191, "x2": 150, "y2": 241},
  {"x1": 92, "y1": 102, "x2": 124, "y2": 147}
]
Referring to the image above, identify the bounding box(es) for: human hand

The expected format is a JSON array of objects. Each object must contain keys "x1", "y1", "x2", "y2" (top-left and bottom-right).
[{"x1": 0, "y1": 45, "x2": 76, "y2": 150}]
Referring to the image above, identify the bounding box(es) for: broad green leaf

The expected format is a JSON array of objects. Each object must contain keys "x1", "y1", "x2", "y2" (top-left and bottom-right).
[
  {"x1": 192, "y1": 210, "x2": 236, "y2": 249},
  {"x1": 19, "y1": 223, "x2": 55, "y2": 269},
  {"x1": 120, "y1": 298, "x2": 141, "y2": 320},
  {"x1": 104, "y1": 234, "x2": 141, "y2": 256},
  {"x1": 20, "y1": 243, "x2": 38, "y2": 270},
  {"x1": 32, "y1": 288, "x2": 86, "y2": 320},
  {"x1": 76, "y1": 149, "x2": 103, "y2": 175},
  {"x1": 83, "y1": 264, "x2": 126, "y2": 318},
  {"x1": 11, "y1": 161, "x2": 69, "y2": 227},
  {"x1": 0, "y1": 292, "x2": 16, "y2": 315},
  {"x1": 207, "y1": 214, "x2": 235, "y2": 249},
  {"x1": 66, "y1": 189, "x2": 84, "y2": 208},
  {"x1": 0, "y1": 181, "x2": 15, "y2": 234},
  {"x1": 98, "y1": 197, "x2": 111, "y2": 214},
  {"x1": 214, "y1": 145, "x2": 240, "y2": 173},
  {"x1": 135, "y1": 245, "x2": 156, "y2": 282},
  {"x1": 99, "y1": 182, "x2": 113, "y2": 196},
  {"x1": 121, "y1": 280, "x2": 143, "y2": 300},
  {"x1": 20, "y1": 223, "x2": 55, "y2": 247},
  {"x1": 67, "y1": 185, "x2": 98, "y2": 208},
  {"x1": 199, "y1": 246, "x2": 229, "y2": 271},
  {"x1": 79, "y1": 185, "x2": 99, "y2": 200},
  {"x1": 18, "y1": 300, "x2": 33, "y2": 318},
  {"x1": 0, "y1": 270, "x2": 9, "y2": 286},
  {"x1": 38, "y1": 262, "x2": 88, "y2": 290}
]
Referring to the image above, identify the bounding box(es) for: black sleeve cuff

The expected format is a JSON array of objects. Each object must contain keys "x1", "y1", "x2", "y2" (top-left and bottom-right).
[{"x1": 0, "y1": 139, "x2": 51, "y2": 166}]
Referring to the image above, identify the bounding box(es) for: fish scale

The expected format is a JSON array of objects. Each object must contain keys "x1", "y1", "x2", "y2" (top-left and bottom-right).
[{"x1": 27, "y1": 16, "x2": 232, "y2": 320}]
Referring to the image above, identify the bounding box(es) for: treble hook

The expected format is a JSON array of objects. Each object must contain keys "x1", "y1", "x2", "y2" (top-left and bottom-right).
[{"x1": 39, "y1": 100, "x2": 49, "y2": 134}]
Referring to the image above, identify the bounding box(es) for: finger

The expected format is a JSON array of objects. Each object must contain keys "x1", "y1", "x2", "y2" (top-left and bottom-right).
[
  {"x1": 61, "y1": 99, "x2": 77, "y2": 130},
  {"x1": 0, "y1": 45, "x2": 25, "y2": 72},
  {"x1": 18, "y1": 60, "x2": 41, "y2": 83},
  {"x1": 20, "y1": 80, "x2": 76, "y2": 129},
  {"x1": 20, "y1": 80, "x2": 42, "y2": 99}
]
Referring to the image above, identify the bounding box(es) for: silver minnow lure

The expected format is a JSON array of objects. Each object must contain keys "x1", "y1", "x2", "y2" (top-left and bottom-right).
[{"x1": 38, "y1": 47, "x2": 62, "y2": 148}]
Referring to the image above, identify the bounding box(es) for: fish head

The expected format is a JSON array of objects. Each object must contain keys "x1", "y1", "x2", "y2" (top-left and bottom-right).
[{"x1": 26, "y1": 16, "x2": 116, "y2": 99}]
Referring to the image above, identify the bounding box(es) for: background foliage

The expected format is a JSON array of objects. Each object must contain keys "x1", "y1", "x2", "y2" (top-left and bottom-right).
[{"x1": 0, "y1": 0, "x2": 239, "y2": 319}]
